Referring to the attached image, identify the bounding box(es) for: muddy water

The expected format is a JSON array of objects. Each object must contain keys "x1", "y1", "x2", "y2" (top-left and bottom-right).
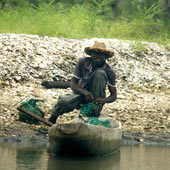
[{"x1": 0, "y1": 142, "x2": 170, "y2": 170}]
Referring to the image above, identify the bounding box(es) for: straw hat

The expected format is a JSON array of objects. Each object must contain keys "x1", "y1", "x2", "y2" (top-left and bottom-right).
[{"x1": 84, "y1": 41, "x2": 114, "y2": 58}]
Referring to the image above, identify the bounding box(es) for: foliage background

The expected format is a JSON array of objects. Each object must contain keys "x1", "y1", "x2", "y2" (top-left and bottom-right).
[{"x1": 0, "y1": 0, "x2": 170, "y2": 46}]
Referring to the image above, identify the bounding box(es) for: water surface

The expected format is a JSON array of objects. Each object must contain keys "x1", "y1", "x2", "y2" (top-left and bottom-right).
[{"x1": 0, "y1": 142, "x2": 169, "y2": 170}]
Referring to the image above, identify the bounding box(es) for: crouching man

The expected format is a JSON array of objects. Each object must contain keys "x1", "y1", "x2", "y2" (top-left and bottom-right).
[{"x1": 49, "y1": 41, "x2": 117, "y2": 123}]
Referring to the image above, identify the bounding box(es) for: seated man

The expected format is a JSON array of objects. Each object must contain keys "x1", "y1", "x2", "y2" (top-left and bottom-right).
[{"x1": 49, "y1": 41, "x2": 117, "y2": 123}]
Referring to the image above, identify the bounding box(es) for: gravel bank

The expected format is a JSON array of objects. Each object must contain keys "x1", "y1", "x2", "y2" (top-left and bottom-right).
[{"x1": 0, "y1": 33, "x2": 169, "y2": 144}]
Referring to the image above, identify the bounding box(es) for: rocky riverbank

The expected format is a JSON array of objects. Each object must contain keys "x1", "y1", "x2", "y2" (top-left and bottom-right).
[{"x1": 0, "y1": 33, "x2": 170, "y2": 144}]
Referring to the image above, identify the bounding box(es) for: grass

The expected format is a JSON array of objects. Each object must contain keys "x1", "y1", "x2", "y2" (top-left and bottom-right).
[{"x1": 0, "y1": 3, "x2": 169, "y2": 48}]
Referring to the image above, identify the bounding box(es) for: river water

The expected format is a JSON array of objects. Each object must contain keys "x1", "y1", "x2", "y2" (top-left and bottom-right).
[{"x1": 0, "y1": 142, "x2": 170, "y2": 170}]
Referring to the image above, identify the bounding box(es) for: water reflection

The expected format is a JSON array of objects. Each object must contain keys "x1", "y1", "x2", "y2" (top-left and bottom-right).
[
  {"x1": 16, "y1": 148, "x2": 45, "y2": 170},
  {"x1": 119, "y1": 144, "x2": 170, "y2": 170},
  {"x1": 47, "y1": 151, "x2": 120, "y2": 170},
  {"x1": 0, "y1": 142, "x2": 170, "y2": 170},
  {"x1": 0, "y1": 142, "x2": 48, "y2": 170}
]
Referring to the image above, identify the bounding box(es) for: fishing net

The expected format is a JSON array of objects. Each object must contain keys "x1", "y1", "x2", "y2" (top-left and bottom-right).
[
  {"x1": 18, "y1": 98, "x2": 45, "y2": 124},
  {"x1": 80, "y1": 102, "x2": 102, "y2": 117},
  {"x1": 79, "y1": 102, "x2": 112, "y2": 128}
]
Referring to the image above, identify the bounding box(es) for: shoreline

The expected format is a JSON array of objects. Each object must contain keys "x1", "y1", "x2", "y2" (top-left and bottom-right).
[
  {"x1": 0, "y1": 34, "x2": 169, "y2": 147},
  {"x1": 122, "y1": 131, "x2": 170, "y2": 145},
  {"x1": 0, "y1": 122, "x2": 170, "y2": 146},
  {"x1": 0, "y1": 82, "x2": 170, "y2": 146}
]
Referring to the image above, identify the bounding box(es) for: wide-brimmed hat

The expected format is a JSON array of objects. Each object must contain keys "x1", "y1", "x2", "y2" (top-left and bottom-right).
[{"x1": 84, "y1": 41, "x2": 114, "y2": 58}]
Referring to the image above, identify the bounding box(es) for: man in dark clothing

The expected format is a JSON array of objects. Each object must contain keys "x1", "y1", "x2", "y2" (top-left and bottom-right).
[{"x1": 49, "y1": 41, "x2": 117, "y2": 124}]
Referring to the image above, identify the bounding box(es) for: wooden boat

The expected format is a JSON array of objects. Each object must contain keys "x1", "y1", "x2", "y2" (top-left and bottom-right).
[{"x1": 47, "y1": 114, "x2": 122, "y2": 156}]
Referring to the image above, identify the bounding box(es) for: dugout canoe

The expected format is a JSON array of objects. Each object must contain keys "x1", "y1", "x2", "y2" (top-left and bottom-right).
[{"x1": 47, "y1": 114, "x2": 122, "y2": 156}]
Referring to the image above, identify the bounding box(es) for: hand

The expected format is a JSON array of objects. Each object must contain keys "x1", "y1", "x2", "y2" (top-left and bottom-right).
[
  {"x1": 95, "y1": 97, "x2": 107, "y2": 104},
  {"x1": 83, "y1": 90, "x2": 94, "y2": 102}
]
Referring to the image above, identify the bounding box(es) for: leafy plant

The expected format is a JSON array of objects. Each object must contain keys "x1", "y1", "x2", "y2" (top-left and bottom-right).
[
  {"x1": 131, "y1": 0, "x2": 165, "y2": 20},
  {"x1": 90, "y1": 0, "x2": 114, "y2": 14}
]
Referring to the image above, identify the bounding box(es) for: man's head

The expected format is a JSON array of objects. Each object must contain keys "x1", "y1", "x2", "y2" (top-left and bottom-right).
[
  {"x1": 84, "y1": 41, "x2": 114, "y2": 59},
  {"x1": 90, "y1": 51, "x2": 106, "y2": 67}
]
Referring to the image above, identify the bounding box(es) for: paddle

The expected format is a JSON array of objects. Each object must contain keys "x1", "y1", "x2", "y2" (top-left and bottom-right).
[{"x1": 17, "y1": 107, "x2": 54, "y2": 127}]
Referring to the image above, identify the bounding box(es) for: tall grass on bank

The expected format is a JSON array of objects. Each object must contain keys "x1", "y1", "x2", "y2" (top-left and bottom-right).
[{"x1": 0, "y1": 2, "x2": 169, "y2": 47}]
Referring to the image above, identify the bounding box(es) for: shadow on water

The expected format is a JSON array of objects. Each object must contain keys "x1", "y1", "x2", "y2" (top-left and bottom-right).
[
  {"x1": 0, "y1": 142, "x2": 47, "y2": 170},
  {"x1": 47, "y1": 151, "x2": 120, "y2": 170},
  {"x1": 16, "y1": 148, "x2": 43, "y2": 170}
]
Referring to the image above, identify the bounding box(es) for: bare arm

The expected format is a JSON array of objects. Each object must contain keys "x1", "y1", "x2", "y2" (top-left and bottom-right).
[
  {"x1": 70, "y1": 77, "x2": 94, "y2": 102},
  {"x1": 95, "y1": 85, "x2": 117, "y2": 104},
  {"x1": 106, "y1": 85, "x2": 117, "y2": 103}
]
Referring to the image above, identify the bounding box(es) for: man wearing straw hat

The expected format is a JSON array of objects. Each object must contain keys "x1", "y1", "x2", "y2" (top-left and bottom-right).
[{"x1": 49, "y1": 41, "x2": 117, "y2": 124}]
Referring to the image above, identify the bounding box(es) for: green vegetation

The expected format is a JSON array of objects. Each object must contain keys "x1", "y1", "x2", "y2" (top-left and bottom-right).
[
  {"x1": 0, "y1": 0, "x2": 169, "y2": 47},
  {"x1": 132, "y1": 42, "x2": 147, "y2": 52}
]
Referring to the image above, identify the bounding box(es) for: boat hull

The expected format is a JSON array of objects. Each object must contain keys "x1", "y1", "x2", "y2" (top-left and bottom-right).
[{"x1": 47, "y1": 116, "x2": 122, "y2": 156}]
